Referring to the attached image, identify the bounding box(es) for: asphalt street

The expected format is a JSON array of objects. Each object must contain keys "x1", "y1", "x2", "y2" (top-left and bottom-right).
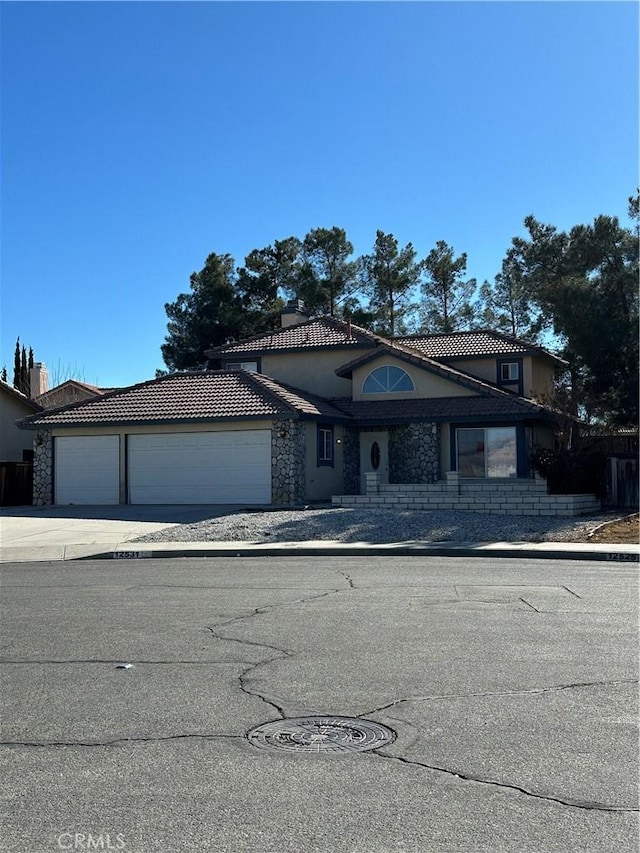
[{"x1": 1, "y1": 556, "x2": 638, "y2": 853}]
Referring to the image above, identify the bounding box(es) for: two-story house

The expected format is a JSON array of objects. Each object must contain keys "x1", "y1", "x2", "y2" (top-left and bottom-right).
[{"x1": 21, "y1": 308, "x2": 597, "y2": 515}]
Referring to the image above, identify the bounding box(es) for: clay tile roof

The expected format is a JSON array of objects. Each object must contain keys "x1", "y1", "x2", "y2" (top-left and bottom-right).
[
  {"x1": 19, "y1": 371, "x2": 349, "y2": 428},
  {"x1": 206, "y1": 316, "x2": 378, "y2": 357},
  {"x1": 331, "y1": 395, "x2": 550, "y2": 423},
  {"x1": 396, "y1": 330, "x2": 566, "y2": 364}
]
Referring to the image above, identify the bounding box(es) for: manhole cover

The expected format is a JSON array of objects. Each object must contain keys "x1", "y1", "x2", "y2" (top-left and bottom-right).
[{"x1": 247, "y1": 716, "x2": 395, "y2": 753}]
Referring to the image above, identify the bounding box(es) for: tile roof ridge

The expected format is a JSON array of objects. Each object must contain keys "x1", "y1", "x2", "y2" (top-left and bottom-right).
[
  {"x1": 205, "y1": 316, "x2": 326, "y2": 355},
  {"x1": 234, "y1": 369, "x2": 297, "y2": 414}
]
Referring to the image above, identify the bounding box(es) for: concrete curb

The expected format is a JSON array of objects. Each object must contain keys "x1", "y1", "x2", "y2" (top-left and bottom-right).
[{"x1": 3, "y1": 541, "x2": 637, "y2": 563}]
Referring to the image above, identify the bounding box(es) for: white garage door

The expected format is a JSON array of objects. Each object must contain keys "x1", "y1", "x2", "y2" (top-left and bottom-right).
[
  {"x1": 55, "y1": 435, "x2": 120, "y2": 505},
  {"x1": 128, "y1": 431, "x2": 272, "y2": 504}
]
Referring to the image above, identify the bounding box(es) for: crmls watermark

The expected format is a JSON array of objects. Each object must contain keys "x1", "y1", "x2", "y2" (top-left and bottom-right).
[{"x1": 56, "y1": 833, "x2": 125, "y2": 850}]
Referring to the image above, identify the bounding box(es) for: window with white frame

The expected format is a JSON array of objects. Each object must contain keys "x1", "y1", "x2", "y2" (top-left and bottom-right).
[
  {"x1": 363, "y1": 365, "x2": 414, "y2": 394},
  {"x1": 226, "y1": 361, "x2": 259, "y2": 372},
  {"x1": 317, "y1": 425, "x2": 334, "y2": 467},
  {"x1": 500, "y1": 362, "x2": 519, "y2": 381}
]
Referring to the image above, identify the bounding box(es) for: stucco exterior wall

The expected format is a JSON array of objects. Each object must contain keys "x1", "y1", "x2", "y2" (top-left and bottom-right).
[
  {"x1": 446, "y1": 358, "x2": 497, "y2": 384},
  {"x1": 528, "y1": 360, "x2": 556, "y2": 402},
  {"x1": 0, "y1": 391, "x2": 36, "y2": 461},
  {"x1": 304, "y1": 422, "x2": 345, "y2": 501},
  {"x1": 352, "y1": 358, "x2": 480, "y2": 402},
  {"x1": 261, "y1": 350, "x2": 368, "y2": 397}
]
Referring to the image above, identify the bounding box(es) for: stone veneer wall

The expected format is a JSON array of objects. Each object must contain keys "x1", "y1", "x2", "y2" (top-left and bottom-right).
[
  {"x1": 271, "y1": 419, "x2": 306, "y2": 505},
  {"x1": 389, "y1": 422, "x2": 440, "y2": 484},
  {"x1": 32, "y1": 429, "x2": 53, "y2": 506},
  {"x1": 342, "y1": 427, "x2": 360, "y2": 495}
]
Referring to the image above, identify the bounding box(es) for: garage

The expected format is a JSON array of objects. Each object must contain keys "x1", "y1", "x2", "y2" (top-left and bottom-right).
[
  {"x1": 127, "y1": 430, "x2": 272, "y2": 504},
  {"x1": 55, "y1": 435, "x2": 120, "y2": 505}
]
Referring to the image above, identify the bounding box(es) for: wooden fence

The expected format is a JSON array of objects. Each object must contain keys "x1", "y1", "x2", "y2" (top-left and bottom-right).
[{"x1": 0, "y1": 462, "x2": 33, "y2": 506}]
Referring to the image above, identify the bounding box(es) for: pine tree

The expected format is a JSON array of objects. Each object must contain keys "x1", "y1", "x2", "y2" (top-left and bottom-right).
[
  {"x1": 13, "y1": 338, "x2": 21, "y2": 390},
  {"x1": 20, "y1": 346, "x2": 28, "y2": 395}
]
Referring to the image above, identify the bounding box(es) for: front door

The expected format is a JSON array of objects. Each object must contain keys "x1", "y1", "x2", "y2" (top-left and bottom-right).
[{"x1": 360, "y1": 430, "x2": 389, "y2": 493}]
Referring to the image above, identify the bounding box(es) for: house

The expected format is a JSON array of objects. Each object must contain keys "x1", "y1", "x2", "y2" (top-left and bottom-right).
[
  {"x1": 18, "y1": 310, "x2": 601, "y2": 515},
  {"x1": 29, "y1": 362, "x2": 114, "y2": 410},
  {"x1": 1, "y1": 380, "x2": 41, "y2": 462},
  {"x1": 0, "y1": 380, "x2": 42, "y2": 506}
]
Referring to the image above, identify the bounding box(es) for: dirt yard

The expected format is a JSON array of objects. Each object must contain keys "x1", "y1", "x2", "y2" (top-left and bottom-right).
[{"x1": 585, "y1": 513, "x2": 639, "y2": 544}]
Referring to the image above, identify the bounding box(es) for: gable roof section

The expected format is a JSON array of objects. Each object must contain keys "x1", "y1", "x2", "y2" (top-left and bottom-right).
[
  {"x1": 206, "y1": 316, "x2": 379, "y2": 358},
  {"x1": 395, "y1": 330, "x2": 567, "y2": 365},
  {"x1": 336, "y1": 340, "x2": 525, "y2": 400},
  {"x1": 19, "y1": 371, "x2": 349, "y2": 429},
  {"x1": 0, "y1": 380, "x2": 42, "y2": 413}
]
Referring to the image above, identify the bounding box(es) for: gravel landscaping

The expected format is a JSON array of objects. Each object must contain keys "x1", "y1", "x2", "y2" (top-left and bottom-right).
[{"x1": 132, "y1": 506, "x2": 621, "y2": 544}]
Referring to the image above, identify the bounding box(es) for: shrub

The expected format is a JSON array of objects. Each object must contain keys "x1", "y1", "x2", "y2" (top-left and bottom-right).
[{"x1": 530, "y1": 446, "x2": 607, "y2": 498}]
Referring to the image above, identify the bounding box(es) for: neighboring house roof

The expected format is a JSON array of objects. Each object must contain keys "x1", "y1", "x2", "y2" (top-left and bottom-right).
[
  {"x1": 35, "y1": 379, "x2": 114, "y2": 408},
  {"x1": 395, "y1": 330, "x2": 567, "y2": 366},
  {"x1": 206, "y1": 316, "x2": 379, "y2": 357},
  {"x1": 0, "y1": 380, "x2": 42, "y2": 413},
  {"x1": 19, "y1": 371, "x2": 349, "y2": 429},
  {"x1": 332, "y1": 395, "x2": 550, "y2": 424}
]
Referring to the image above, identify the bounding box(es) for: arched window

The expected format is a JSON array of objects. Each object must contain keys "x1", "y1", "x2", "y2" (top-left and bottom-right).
[{"x1": 363, "y1": 365, "x2": 414, "y2": 394}]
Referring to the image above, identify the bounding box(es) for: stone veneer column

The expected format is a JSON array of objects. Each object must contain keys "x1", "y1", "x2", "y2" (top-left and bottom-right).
[
  {"x1": 271, "y1": 419, "x2": 306, "y2": 506},
  {"x1": 389, "y1": 423, "x2": 440, "y2": 484},
  {"x1": 342, "y1": 427, "x2": 360, "y2": 495},
  {"x1": 32, "y1": 429, "x2": 53, "y2": 506}
]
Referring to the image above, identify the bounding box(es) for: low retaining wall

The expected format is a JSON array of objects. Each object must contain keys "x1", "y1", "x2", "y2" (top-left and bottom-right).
[{"x1": 332, "y1": 476, "x2": 601, "y2": 517}]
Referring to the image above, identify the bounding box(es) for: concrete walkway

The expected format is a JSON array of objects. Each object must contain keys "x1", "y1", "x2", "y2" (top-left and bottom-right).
[{"x1": 1, "y1": 505, "x2": 638, "y2": 563}]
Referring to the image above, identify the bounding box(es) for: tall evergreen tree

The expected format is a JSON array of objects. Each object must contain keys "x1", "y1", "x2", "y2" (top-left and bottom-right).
[
  {"x1": 20, "y1": 346, "x2": 28, "y2": 395},
  {"x1": 508, "y1": 209, "x2": 639, "y2": 426},
  {"x1": 1, "y1": 366, "x2": 7, "y2": 383},
  {"x1": 359, "y1": 230, "x2": 421, "y2": 336},
  {"x1": 420, "y1": 241, "x2": 476, "y2": 333},
  {"x1": 236, "y1": 238, "x2": 300, "y2": 325},
  {"x1": 161, "y1": 253, "x2": 245, "y2": 372},
  {"x1": 473, "y1": 252, "x2": 542, "y2": 340},
  {"x1": 296, "y1": 227, "x2": 357, "y2": 317},
  {"x1": 13, "y1": 339, "x2": 20, "y2": 389}
]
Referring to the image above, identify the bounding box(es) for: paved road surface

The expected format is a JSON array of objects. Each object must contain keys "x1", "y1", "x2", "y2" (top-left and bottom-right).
[{"x1": 1, "y1": 556, "x2": 638, "y2": 852}]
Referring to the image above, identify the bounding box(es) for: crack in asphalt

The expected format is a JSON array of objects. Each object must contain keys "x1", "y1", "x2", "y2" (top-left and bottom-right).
[
  {"x1": 370, "y1": 750, "x2": 639, "y2": 813},
  {"x1": 1, "y1": 733, "x2": 243, "y2": 749},
  {"x1": 205, "y1": 588, "x2": 344, "y2": 720},
  {"x1": 358, "y1": 678, "x2": 639, "y2": 717},
  {"x1": 336, "y1": 570, "x2": 355, "y2": 589},
  {"x1": 0, "y1": 659, "x2": 257, "y2": 665},
  {"x1": 518, "y1": 597, "x2": 539, "y2": 612},
  {"x1": 562, "y1": 585, "x2": 582, "y2": 598}
]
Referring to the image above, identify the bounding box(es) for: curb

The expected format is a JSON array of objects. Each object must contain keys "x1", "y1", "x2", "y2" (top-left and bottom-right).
[{"x1": 87, "y1": 543, "x2": 640, "y2": 563}]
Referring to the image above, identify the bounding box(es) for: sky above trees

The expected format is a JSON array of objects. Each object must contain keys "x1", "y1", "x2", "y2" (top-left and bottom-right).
[{"x1": 1, "y1": 1, "x2": 637, "y2": 388}]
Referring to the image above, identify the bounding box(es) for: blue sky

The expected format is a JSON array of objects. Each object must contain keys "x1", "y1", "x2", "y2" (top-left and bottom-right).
[{"x1": 1, "y1": 1, "x2": 637, "y2": 389}]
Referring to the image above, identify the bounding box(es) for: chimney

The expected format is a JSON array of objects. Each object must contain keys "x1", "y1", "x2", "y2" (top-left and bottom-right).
[
  {"x1": 30, "y1": 362, "x2": 49, "y2": 398},
  {"x1": 280, "y1": 299, "x2": 309, "y2": 328}
]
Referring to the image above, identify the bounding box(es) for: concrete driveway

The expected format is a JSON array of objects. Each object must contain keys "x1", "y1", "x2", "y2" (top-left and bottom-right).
[
  {"x1": 1, "y1": 555, "x2": 638, "y2": 852},
  {"x1": 0, "y1": 505, "x2": 234, "y2": 561}
]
